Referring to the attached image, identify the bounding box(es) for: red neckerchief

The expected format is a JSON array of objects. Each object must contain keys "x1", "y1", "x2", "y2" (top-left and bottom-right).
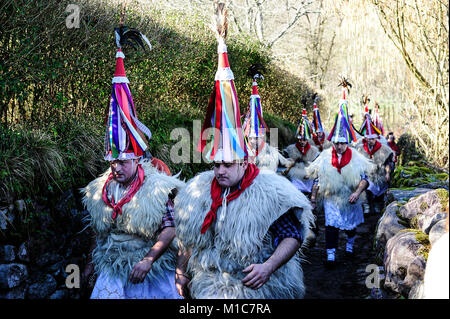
[
  {"x1": 102, "y1": 164, "x2": 145, "y2": 220},
  {"x1": 312, "y1": 134, "x2": 324, "y2": 151},
  {"x1": 331, "y1": 147, "x2": 352, "y2": 174},
  {"x1": 295, "y1": 141, "x2": 311, "y2": 156},
  {"x1": 201, "y1": 163, "x2": 260, "y2": 234},
  {"x1": 363, "y1": 139, "x2": 382, "y2": 159}
]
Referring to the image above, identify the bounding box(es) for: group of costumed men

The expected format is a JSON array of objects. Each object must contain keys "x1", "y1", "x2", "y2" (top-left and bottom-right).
[{"x1": 81, "y1": 2, "x2": 395, "y2": 299}]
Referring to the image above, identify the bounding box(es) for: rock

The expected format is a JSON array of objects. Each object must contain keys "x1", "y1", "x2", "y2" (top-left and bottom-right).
[
  {"x1": 49, "y1": 289, "x2": 69, "y2": 299},
  {"x1": 4, "y1": 284, "x2": 27, "y2": 299},
  {"x1": 0, "y1": 208, "x2": 11, "y2": 230},
  {"x1": 398, "y1": 189, "x2": 447, "y2": 222},
  {"x1": 36, "y1": 252, "x2": 63, "y2": 268},
  {"x1": 417, "y1": 180, "x2": 449, "y2": 190},
  {"x1": 48, "y1": 260, "x2": 65, "y2": 279},
  {"x1": 404, "y1": 256, "x2": 427, "y2": 293},
  {"x1": 429, "y1": 219, "x2": 447, "y2": 246},
  {"x1": 424, "y1": 213, "x2": 447, "y2": 234},
  {"x1": 55, "y1": 190, "x2": 76, "y2": 215},
  {"x1": 0, "y1": 245, "x2": 16, "y2": 262},
  {"x1": 408, "y1": 280, "x2": 424, "y2": 299},
  {"x1": 386, "y1": 188, "x2": 432, "y2": 204},
  {"x1": 27, "y1": 274, "x2": 57, "y2": 299},
  {"x1": 375, "y1": 202, "x2": 408, "y2": 262},
  {"x1": 383, "y1": 230, "x2": 427, "y2": 297},
  {"x1": 14, "y1": 199, "x2": 26, "y2": 213},
  {"x1": 17, "y1": 242, "x2": 30, "y2": 262},
  {"x1": 0, "y1": 263, "x2": 28, "y2": 289}
]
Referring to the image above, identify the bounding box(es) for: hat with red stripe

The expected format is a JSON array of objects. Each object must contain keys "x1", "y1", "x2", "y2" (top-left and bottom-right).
[
  {"x1": 197, "y1": 2, "x2": 247, "y2": 162},
  {"x1": 327, "y1": 77, "x2": 358, "y2": 144},
  {"x1": 104, "y1": 25, "x2": 152, "y2": 161}
]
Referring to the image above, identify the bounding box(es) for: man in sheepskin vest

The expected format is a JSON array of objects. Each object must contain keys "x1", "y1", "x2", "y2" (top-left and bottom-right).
[
  {"x1": 243, "y1": 65, "x2": 294, "y2": 173},
  {"x1": 356, "y1": 111, "x2": 394, "y2": 215},
  {"x1": 174, "y1": 153, "x2": 314, "y2": 299},
  {"x1": 307, "y1": 78, "x2": 374, "y2": 265},
  {"x1": 284, "y1": 109, "x2": 320, "y2": 195},
  {"x1": 173, "y1": 4, "x2": 314, "y2": 298},
  {"x1": 81, "y1": 28, "x2": 185, "y2": 299}
]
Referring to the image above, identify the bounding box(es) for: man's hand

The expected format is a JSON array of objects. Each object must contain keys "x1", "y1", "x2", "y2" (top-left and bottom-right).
[
  {"x1": 175, "y1": 273, "x2": 190, "y2": 298},
  {"x1": 242, "y1": 263, "x2": 274, "y2": 290},
  {"x1": 349, "y1": 192, "x2": 360, "y2": 204},
  {"x1": 310, "y1": 200, "x2": 316, "y2": 210},
  {"x1": 129, "y1": 258, "x2": 153, "y2": 284},
  {"x1": 385, "y1": 173, "x2": 391, "y2": 183}
]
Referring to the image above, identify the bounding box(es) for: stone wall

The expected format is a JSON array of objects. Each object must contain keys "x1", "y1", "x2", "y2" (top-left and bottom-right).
[
  {"x1": 0, "y1": 190, "x2": 91, "y2": 299},
  {"x1": 374, "y1": 188, "x2": 449, "y2": 298}
]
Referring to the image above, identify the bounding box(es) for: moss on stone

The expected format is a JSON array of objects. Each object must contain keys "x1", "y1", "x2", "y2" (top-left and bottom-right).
[
  {"x1": 418, "y1": 247, "x2": 429, "y2": 261},
  {"x1": 410, "y1": 214, "x2": 421, "y2": 229},
  {"x1": 391, "y1": 187, "x2": 416, "y2": 191},
  {"x1": 409, "y1": 177, "x2": 432, "y2": 186},
  {"x1": 433, "y1": 173, "x2": 449, "y2": 181},
  {"x1": 415, "y1": 230, "x2": 430, "y2": 246},
  {"x1": 419, "y1": 202, "x2": 429, "y2": 212},
  {"x1": 396, "y1": 210, "x2": 410, "y2": 228},
  {"x1": 435, "y1": 188, "x2": 449, "y2": 210}
]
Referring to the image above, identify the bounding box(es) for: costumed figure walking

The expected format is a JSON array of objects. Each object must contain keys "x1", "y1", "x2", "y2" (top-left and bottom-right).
[
  {"x1": 81, "y1": 23, "x2": 185, "y2": 299},
  {"x1": 173, "y1": 2, "x2": 314, "y2": 299},
  {"x1": 356, "y1": 106, "x2": 394, "y2": 215},
  {"x1": 386, "y1": 132, "x2": 401, "y2": 166},
  {"x1": 309, "y1": 95, "x2": 332, "y2": 152},
  {"x1": 283, "y1": 109, "x2": 320, "y2": 195},
  {"x1": 307, "y1": 78, "x2": 374, "y2": 266},
  {"x1": 243, "y1": 64, "x2": 293, "y2": 173}
]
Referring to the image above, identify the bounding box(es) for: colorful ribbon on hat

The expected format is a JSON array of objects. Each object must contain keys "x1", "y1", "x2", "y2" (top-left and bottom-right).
[
  {"x1": 105, "y1": 50, "x2": 151, "y2": 159},
  {"x1": 197, "y1": 40, "x2": 247, "y2": 162},
  {"x1": 295, "y1": 111, "x2": 313, "y2": 140},
  {"x1": 312, "y1": 103, "x2": 324, "y2": 133},
  {"x1": 327, "y1": 100, "x2": 358, "y2": 143},
  {"x1": 360, "y1": 113, "x2": 381, "y2": 137}
]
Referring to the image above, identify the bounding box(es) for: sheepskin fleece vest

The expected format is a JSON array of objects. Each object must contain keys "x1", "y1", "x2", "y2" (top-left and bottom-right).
[
  {"x1": 174, "y1": 170, "x2": 314, "y2": 299},
  {"x1": 285, "y1": 144, "x2": 320, "y2": 180},
  {"x1": 306, "y1": 147, "x2": 374, "y2": 214},
  {"x1": 356, "y1": 143, "x2": 393, "y2": 187},
  {"x1": 254, "y1": 143, "x2": 291, "y2": 172},
  {"x1": 81, "y1": 161, "x2": 185, "y2": 283}
]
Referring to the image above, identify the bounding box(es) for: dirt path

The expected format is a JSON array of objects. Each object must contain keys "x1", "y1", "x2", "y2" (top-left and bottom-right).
[{"x1": 301, "y1": 210, "x2": 381, "y2": 299}]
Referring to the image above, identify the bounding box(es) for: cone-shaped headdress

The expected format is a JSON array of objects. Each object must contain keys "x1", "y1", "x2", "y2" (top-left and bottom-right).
[
  {"x1": 372, "y1": 101, "x2": 385, "y2": 136},
  {"x1": 312, "y1": 94, "x2": 324, "y2": 133},
  {"x1": 104, "y1": 26, "x2": 152, "y2": 161},
  {"x1": 327, "y1": 77, "x2": 358, "y2": 143},
  {"x1": 197, "y1": 2, "x2": 247, "y2": 162},
  {"x1": 243, "y1": 64, "x2": 269, "y2": 138},
  {"x1": 360, "y1": 104, "x2": 381, "y2": 138},
  {"x1": 295, "y1": 109, "x2": 313, "y2": 140}
]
